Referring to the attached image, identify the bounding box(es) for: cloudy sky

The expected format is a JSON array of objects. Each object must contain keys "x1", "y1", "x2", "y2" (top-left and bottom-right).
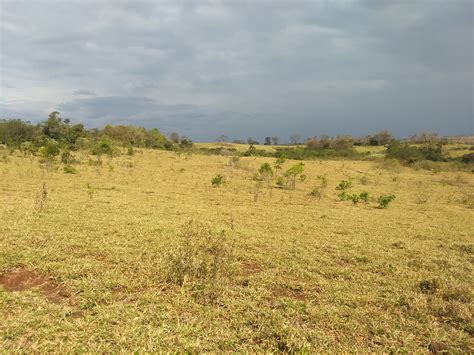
[{"x1": 1, "y1": 0, "x2": 472, "y2": 141}]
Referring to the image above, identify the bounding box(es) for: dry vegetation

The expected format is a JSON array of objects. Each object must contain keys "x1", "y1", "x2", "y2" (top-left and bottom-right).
[{"x1": 0, "y1": 146, "x2": 473, "y2": 352}]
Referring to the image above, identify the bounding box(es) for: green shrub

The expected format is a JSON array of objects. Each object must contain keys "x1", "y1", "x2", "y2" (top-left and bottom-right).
[
  {"x1": 336, "y1": 179, "x2": 352, "y2": 191},
  {"x1": 386, "y1": 142, "x2": 445, "y2": 163},
  {"x1": 349, "y1": 194, "x2": 360, "y2": 205},
  {"x1": 338, "y1": 191, "x2": 349, "y2": 201},
  {"x1": 276, "y1": 176, "x2": 285, "y2": 188},
  {"x1": 310, "y1": 187, "x2": 324, "y2": 200},
  {"x1": 317, "y1": 174, "x2": 328, "y2": 188},
  {"x1": 378, "y1": 194, "x2": 396, "y2": 208},
  {"x1": 38, "y1": 140, "x2": 60, "y2": 159},
  {"x1": 258, "y1": 162, "x2": 273, "y2": 177},
  {"x1": 359, "y1": 191, "x2": 370, "y2": 202},
  {"x1": 91, "y1": 140, "x2": 118, "y2": 158},
  {"x1": 273, "y1": 157, "x2": 286, "y2": 170},
  {"x1": 284, "y1": 163, "x2": 305, "y2": 190},
  {"x1": 63, "y1": 165, "x2": 77, "y2": 174},
  {"x1": 211, "y1": 174, "x2": 225, "y2": 187}
]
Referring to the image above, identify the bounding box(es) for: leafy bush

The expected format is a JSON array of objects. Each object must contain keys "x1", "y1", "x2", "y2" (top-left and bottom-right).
[
  {"x1": 63, "y1": 165, "x2": 77, "y2": 174},
  {"x1": 359, "y1": 190, "x2": 370, "y2": 202},
  {"x1": 276, "y1": 176, "x2": 285, "y2": 188},
  {"x1": 91, "y1": 140, "x2": 118, "y2": 157},
  {"x1": 273, "y1": 157, "x2": 286, "y2": 171},
  {"x1": 359, "y1": 191, "x2": 370, "y2": 202},
  {"x1": 283, "y1": 163, "x2": 305, "y2": 190},
  {"x1": 336, "y1": 179, "x2": 352, "y2": 191},
  {"x1": 258, "y1": 162, "x2": 273, "y2": 177},
  {"x1": 38, "y1": 140, "x2": 60, "y2": 159},
  {"x1": 338, "y1": 191, "x2": 349, "y2": 201},
  {"x1": 349, "y1": 194, "x2": 360, "y2": 205},
  {"x1": 211, "y1": 174, "x2": 225, "y2": 187},
  {"x1": 386, "y1": 142, "x2": 445, "y2": 163},
  {"x1": 378, "y1": 194, "x2": 396, "y2": 208}
]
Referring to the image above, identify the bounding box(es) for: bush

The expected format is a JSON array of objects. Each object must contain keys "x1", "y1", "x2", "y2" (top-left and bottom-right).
[
  {"x1": 336, "y1": 179, "x2": 352, "y2": 191},
  {"x1": 317, "y1": 175, "x2": 328, "y2": 188},
  {"x1": 386, "y1": 142, "x2": 445, "y2": 163},
  {"x1": 211, "y1": 174, "x2": 225, "y2": 187},
  {"x1": 38, "y1": 140, "x2": 60, "y2": 159},
  {"x1": 258, "y1": 162, "x2": 273, "y2": 177},
  {"x1": 91, "y1": 140, "x2": 118, "y2": 158},
  {"x1": 338, "y1": 191, "x2": 349, "y2": 201},
  {"x1": 461, "y1": 152, "x2": 474, "y2": 164},
  {"x1": 283, "y1": 163, "x2": 305, "y2": 190},
  {"x1": 165, "y1": 220, "x2": 235, "y2": 303},
  {"x1": 359, "y1": 191, "x2": 370, "y2": 202},
  {"x1": 310, "y1": 187, "x2": 324, "y2": 200},
  {"x1": 274, "y1": 157, "x2": 286, "y2": 171},
  {"x1": 63, "y1": 165, "x2": 77, "y2": 174},
  {"x1": 378, "y1": 194, "x2": 396, "y2": 208},
  {"x1": 349, "y1": 194, "x2": 360, "y2": 205}
]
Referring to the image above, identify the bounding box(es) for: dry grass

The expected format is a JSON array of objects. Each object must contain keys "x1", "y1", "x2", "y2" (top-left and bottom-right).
[{"x1": 0, "y1": 148, "x2": 473, "y2": 352}]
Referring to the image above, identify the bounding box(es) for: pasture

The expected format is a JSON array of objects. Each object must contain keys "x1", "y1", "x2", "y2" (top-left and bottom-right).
[{"x1": 0, "y1": 147, "x2": 473, "y2": 352}]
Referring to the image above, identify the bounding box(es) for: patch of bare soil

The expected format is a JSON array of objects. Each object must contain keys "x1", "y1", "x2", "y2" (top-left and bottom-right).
[
  {"x1": 271, "y1": 286, "x2": 307, "y2": 301},
  {"x1": 0, "y1": 268, "x2": 71, "y2": 304},
  {"x1": 240, "y1": 260, "x2": 264, "y2": 275}
]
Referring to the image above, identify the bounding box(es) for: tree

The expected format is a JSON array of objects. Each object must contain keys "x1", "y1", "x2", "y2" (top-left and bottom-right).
[
  {"x1": 410, "y1": 131, "x2": 440, "y2": 144},
  {"x1": 264, "y1": 137, "x2": 271, "y2": 145},
  {"x1": 370, "y1": 129, "x2": 394, "y2": 146},
  {"x1": 179, "y1": 136, "x2": 193, "y2": 148},
  {"x1": 284, "y1": 162, "x2": 305, "y2": 190},
  {"x1": 43, "y1": 111, "x2": 68, "y2": 140},
  {"x1": 216, "y1": 135, "x2": 228, "y2": 142},
  {"x1": 169, "y1": 132, "x2": 180, "y2": 144},
  {"x1": 289, "y1": 134, "x2": 301, "y2": 145},
  {"x1": 247, "y1": 137, "x2": 259, "y2": 145},
  {"x1": 271, "y1": 136, "x2": 279, "y2": 145}
]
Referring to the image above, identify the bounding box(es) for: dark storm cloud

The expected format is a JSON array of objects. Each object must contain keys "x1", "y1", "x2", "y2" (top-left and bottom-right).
[{"x1": 1, "y1": 0, "x2": 472, "y2": 141}]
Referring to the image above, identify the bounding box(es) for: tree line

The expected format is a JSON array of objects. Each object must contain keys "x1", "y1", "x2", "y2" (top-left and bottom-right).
[{"x1": 0, "y1": 112, "x2": 191, "y2": 151}]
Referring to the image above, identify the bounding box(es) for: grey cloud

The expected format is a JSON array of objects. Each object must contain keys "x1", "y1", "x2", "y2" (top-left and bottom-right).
[
  {"x1": 1, "y1": 0, "x2": 472, "y2": 140},
  {"x1": 73, "y1": 90, "x2": 97, "y2": 96}
]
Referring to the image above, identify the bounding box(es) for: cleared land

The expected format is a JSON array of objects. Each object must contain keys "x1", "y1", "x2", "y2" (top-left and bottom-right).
[{"x1": 0, "y1": 147, "x2": 473, "y2": 352}]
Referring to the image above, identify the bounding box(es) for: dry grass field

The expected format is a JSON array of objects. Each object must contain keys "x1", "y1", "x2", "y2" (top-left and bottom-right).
[{"x1": 0, "y1": 147, "x2": 473, "y2": 352}]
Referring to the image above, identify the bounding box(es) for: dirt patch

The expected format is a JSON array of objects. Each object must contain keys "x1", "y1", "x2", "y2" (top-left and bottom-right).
[
  {"x1": 271, "y1": 286, "x2": 307, "y2": 301},
  {"x1": 0, "y1": 268, "x2": 71, "y2": 304},
  {"x1": 240, "y1": 260, "x2": 264, "y2": 275}
]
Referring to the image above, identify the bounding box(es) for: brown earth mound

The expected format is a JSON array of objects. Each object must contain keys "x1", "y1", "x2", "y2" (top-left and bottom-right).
[{"x1": 0, "y1": 268, "x2": 70, "y2": 304}]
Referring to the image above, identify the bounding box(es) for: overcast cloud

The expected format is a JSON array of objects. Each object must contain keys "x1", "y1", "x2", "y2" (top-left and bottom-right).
[{"x1": 1, "y1": 0, "x2": 472, "y2": 141}]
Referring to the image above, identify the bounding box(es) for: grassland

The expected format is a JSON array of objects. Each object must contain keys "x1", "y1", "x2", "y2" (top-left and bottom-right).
[{"x1": 0, "y1": 147, "x2": 473, "y2": 352}]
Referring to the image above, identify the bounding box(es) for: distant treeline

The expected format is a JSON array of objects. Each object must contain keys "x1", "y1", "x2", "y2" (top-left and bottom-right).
[
  {"x1": 1, "y1": 114, "x2": 473, "y2": 164},
  {"x1": 206, "y1": 131, "x2": 474, "y2": 164},
  {"x1": 0, "y1": 112, "x2": 191, "y2": 152}
]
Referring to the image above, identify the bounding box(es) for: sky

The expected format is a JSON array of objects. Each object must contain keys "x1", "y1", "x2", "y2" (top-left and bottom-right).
[{"x1": 1, "y1": 0, "x2": 473, "y2": 142}]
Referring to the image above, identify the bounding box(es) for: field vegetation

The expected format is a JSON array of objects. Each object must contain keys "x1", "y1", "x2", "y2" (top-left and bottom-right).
[{"x1": 0, "y1": 115, "x2": 473, "y2": 352}]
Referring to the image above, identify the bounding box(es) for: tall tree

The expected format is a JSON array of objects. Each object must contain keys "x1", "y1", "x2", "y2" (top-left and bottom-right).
[{"x1": 289, "y1": 134, "x2": 301, "y2": 144}]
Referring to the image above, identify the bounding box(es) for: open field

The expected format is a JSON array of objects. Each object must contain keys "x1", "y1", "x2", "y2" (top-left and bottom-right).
[{"x1": 1, "y1": 148, "x2": 473, "y2": 352}]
